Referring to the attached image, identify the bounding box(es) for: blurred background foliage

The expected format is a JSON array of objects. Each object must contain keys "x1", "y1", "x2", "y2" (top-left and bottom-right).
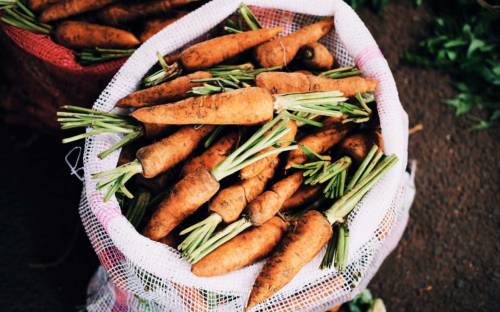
[{"x1": 346, "y1": 0, "x2": 500, "y2": 130}]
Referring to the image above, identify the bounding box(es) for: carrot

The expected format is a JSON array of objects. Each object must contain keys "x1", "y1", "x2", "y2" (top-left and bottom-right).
[
  {"x1": 142, "y1": 123, "x2": 171, "y2": 138},
  {"x1": 93, "y1": 125, "x2": 214, "y2": 201},
  {"x1": 246, "y1": 154, "x2": 399, "y2": 309},
  {"x1": 164, "y1": 52, "x2": 181, "y2": 65},
  {"x1": 54, "y1": 21, "x2": 140, "y2": 49},
  {"x1": 340, "y1": 127, "x2": 384, "y2": 162},
  {"x1": 286, "y1": 121, "x2": 350, "y2": 169},
  {"x1": 209, "y1": 158, "x2": 279, "y2": 223},
  {"x1": 180, "y1": 27, "x2": 282, "y2": 70},
  {"x1": 339, "y1": 133, "x2": 371, "y2": 162},
  {"x1": 139, "y1": 11, "x2": 188, "y2": 42},
  {"x1": 137, "y1": 125, "x2": 214, "y2": 178},
  {"x1": 39, "y1": 0, "x2": 116, "y2": 23},
  {"x1": 117, "y1": 71, "x2": 212, "y2": 108},
  {"x1": 142, "y1": 116, "x2": 296, "y2": 240},
  {"x1": 181, "y1": 130, "x2": 240, "y2": 177},
  {"x1": 144, "y1": 167, "x2": 220, "y2": 240},
  {"x1": 300, "y1": 42, "x2": 334, "y2": 70},
  {"x1": 255, "y1": 18, "x2": 334, "y2": 68},
  {"x1": 240, "y1": 120, "x2": 297, "y2": 180},
  {"x1": 97, "y1": 0, "x2": 194, "y2": 26},
  {"x1": 256, "y1": 72, "x2": 378, "y2": 97},
  {"x1": 192, "y1": 216, "x2": 287, "y2": 277},
  {"x1": 281, "y1": 185, "x2": 322, "y2": 211},
  {"x1": 27, "y1": 0, "x2": 60, "y2": 11},
  {"x1": 136, "y1": 169, "x2": 177, "y2": 192},
  {"x1": 131, "y1": 87, "x2": 274, "y2": 126},
  {"x1": 179, "y1": 158, "x2": 279, "y2": 259},
  {"x1": 246, "y1": 210, "x2": 333, "y2": 310},
  {"x1": 247, "y1": 171, "x2": 304, "y2": 226}
]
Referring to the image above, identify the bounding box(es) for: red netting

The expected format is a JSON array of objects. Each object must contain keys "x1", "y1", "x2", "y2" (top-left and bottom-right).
[{"x1": 0, "y1": 24, "x2": 126, "y2": 131}]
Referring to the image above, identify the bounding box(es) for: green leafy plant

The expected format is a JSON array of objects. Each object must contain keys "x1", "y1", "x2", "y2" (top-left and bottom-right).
[{"x1": 405, "y1": 0, "x2": 500, "y2": 129}]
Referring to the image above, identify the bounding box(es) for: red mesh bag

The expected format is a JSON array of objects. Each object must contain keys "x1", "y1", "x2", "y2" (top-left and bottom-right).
[{"x1": 0, "y1": 24, "x2": 126, "y2": 131}]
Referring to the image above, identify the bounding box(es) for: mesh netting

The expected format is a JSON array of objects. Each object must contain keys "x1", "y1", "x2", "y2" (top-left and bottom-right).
[{"x1": 79, "y1": 0, "x2": 411, "y2": 311}]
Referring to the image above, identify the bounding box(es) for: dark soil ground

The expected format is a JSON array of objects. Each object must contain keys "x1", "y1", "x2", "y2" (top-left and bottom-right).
[{"x1": 0, "y1": 2, "x2": 498, "y2": 311}]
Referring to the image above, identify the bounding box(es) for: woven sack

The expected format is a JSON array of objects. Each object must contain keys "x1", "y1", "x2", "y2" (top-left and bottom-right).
[{"x1": 80, "y1": 0, "x2": 411, "y2": 310}]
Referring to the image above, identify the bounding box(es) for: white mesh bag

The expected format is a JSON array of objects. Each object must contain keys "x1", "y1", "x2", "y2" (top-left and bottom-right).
[{"x1": 80, "y1": 0, "x2": 413, "y2": 311}]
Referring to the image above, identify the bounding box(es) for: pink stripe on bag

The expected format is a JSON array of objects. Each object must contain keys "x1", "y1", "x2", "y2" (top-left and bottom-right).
[{"x1": 355, "y1": 45, "x2": 384, "y2": 68}]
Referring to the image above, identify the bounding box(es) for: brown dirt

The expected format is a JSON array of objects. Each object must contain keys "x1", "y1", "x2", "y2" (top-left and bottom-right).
[{"x1": 0, "y1": 2, "x2": 499, "y2": 311}]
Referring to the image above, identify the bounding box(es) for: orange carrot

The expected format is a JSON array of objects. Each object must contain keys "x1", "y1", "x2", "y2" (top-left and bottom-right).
[
  {"x1": 180, "y1": 27, "x2": 282, "y2": 70},
  {"x1": 209, "y1": 158, "x2": 279, "y2": 223},
  {"x1": 281, "y1": 185, "x2": 322, "y2": 211},
  {"x1": 256, "y1": 72, "x2": 378, "y2": 97},
  {"x1": 255, "y1": 18, "x2": 334, "y2": 68},
  {"x1": 286, "y1": 121, "x2": 350, "y2": 169},
  {"x1": 181, "y1": 130, "x2": 240, "y2": 177},
  {"x1": 97, "y1": 0, "x2": 193, "y2": 26},
  {"x1": 240, "y1": 120, "x2": 297, "y2": 180},
  {"x1": 339, "y1": 133, "x2": 370, "y2": 162},
  {"x1": 246, "y1": 210, "x2": 333, "y2": 310},
  {"x1": 40, "y1": 0, "x2": 116, "y2": 23},
  {"x1": 141, "y1": 123, "x2": 171, "y2": 139},
  {"x1": 131, "y1": 87, "x2": 274, "y2": 126},
  {"x1": 247, "y1": 171, "x2": 304, "y2": 226},
  {"x1": 139, "y1": 11, "x2": 188, "y2": 42},
  {"x1": 192, "y1": 216, "x2": 287, "y2": 277},
  {"x1": 117, "y1": 71, "x2": 212, "y2": 108},
  {"x1": 27, "y1": 0, "x2": 60, "y2": 11},
  {"x1": 300, "y1": 42, "x2": 334, "y2": 70},
  {"x1": 144, "y1": 167, "x2": 220, "y2": 241},
  {"x1": 54, "y1": 21, "x2": 140, "y2": 49},
  {"x1": 137, "y1": 125, "x2": 214, "y2": 178}
]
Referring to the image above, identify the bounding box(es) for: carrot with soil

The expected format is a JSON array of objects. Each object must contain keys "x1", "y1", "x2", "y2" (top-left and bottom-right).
[
  {"x1": 256, "y1": 71, "x2": 378, "y2": 96},
  {"x1": 245, "y1": 152, "x2": 398, "y2": 310},
  {"x1": 143, "y1": 115, "x2": 298, "y2": 241},
  {"x1": 39, "y1": 0, "x2": 116, "y2": 23},
  {"x1": 178, "y1": 158, "x2": 279, "y2": 256},
  {"x1": 97, "y1": 0, "x2": 195, "y2": 26},
  {"x1": 282, "y1": 185, "x2": 322, "y2": 211},
  {"x1": 255, "y1": 18, "x2": 334, "y2": 68},
  {"x1": 192, "y1": 216, "x2": 287, "y2": 277},
  {"x1": 180, "y1": 27, "x2": 283, "y2": 70},
  {"x1": 117, "y1": 71, "x2": 212, "y2": 108},
  {"x1": 300, "y1": 42, "x2": 334, "y2": 70},
  {"x1": 27, "y1": 0, "x2": 59, "y2": 11},
  {"x1": 93, "y1": 125, "x2": 215, "y2": 201},
  {"x1": 139, "y1": 11, "x2": 188, "y2": 42},
  {"x1": 181, "y1": 130, "x2": 240, "y2": 177},
  {"x1": 54, "y1": 21, "x2": 140, "y2": 49}
]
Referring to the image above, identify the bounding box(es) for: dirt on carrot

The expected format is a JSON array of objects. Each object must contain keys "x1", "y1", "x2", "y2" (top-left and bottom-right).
[
  {"x1": 139, "y1": 11, "x2": 189, "y2": 42},
  {"x1": 192, "y1": 216, "x2": 287, "y2": 277},
  {"x1": 181, "y1": 130, "x2": 240, "y2": 177},
  {"x1": 247, "y1": 171, "x2": 304, "y2": 226},
  {"x1": 256, "y1": 72, "x2": 378, "y2": 96},
  {"x1": 54, "y1": 21, "x2": 140, "y2": 49},
  {"x1": 300, "y1": 42, "x2": 334, "y2": 70},
  {"x1": 282, "y1": 185, "x2": 322, "y2": 211},
  {"x1": 144, "y1": 167, "x2": 220, "y2": 241},
  {"x1": 255, "y1": 18, "x2": 334, "y2": 68},
  {"x1": 97, "y1": 0, "x2": 193, "y2": 26},
  {"x1": 40, "y1": 0, "x2": 116, "y2": 23},
  {"x1": 209, "y1": 158, "x2": 279, "y2": 223},
  {"x1": 137, "y1": 125, "x2": 214, "y2": 178},
  {"x1": 117, "y1": 71, "x2": 212, "y2": 108},
  {"x1": 286, "y1": 121, "x2": 350, "y2": 169},
  {"x1": 131, "y1": 87, "x2": 274, "y2": 126},
  {"x1": 180, "y1": 27, "x2": 282, "y2": 70},
  {"x1": 246, "y1": 210, "x2": 332, "y2": 310}
]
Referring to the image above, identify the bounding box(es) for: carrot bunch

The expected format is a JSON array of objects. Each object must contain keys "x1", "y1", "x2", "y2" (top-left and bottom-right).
[
  {"x1": 52, "y1": 8, "x2": 402, "y2": 309},
  {"x1": 0, "y1": 0, "x2": 207, "y2": 65}
]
